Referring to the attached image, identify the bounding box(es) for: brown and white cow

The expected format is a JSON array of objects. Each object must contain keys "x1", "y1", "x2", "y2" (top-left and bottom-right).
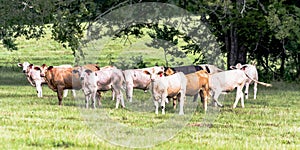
[
  {"x1": 165, "y1": 68, "x2": 210, "y2": 112},
  {"x1": 144, "y1": 67, "x2": 187, "y2": 115},
  {"x1": 44, "y1": 64, "x2": 100, "y2": 105},
  {"x1": 209, "y1": 69, "x2": 272, "y2": 108},
  {"x1": 18, "y1": 62, "x2": 75, "y2": 98},
  {"x1": 27, "y1": 65, "x2": 45, "y2": 97},
  {"x1": 230, "y1": 63, "x2": 258, "y2": 99},
  {"x1": 18, "y1": 62, "x2": 36, "y2": 86},
  {"x1": 73, "y1": 66, "x2": 125, "y2": 109}
]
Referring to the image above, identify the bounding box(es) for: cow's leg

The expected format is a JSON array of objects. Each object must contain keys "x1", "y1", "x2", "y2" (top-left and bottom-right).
[
  {"x1": 233, "y1": 85, "x2": 244, "y2": 108},
  {"x1": 193, "y1": 94, "x2": 199, "y2": 102},
  {"x1": 178, "y1": 93, "x2": 185, "y2": 115},
  {"x1": 126, "y1": 82, "x2": 134, "y2": 102},
  {"x1": 36, "y1": 81, "x2": 42, "y2": 97},
  {"x1": 72, "y1": 90, "x2": 76, "y2": 97},
  {"x1": 201, "y1": 90, "x2": 208, "y2": 112},
  {"x1": 212, "y1": 90, "x2": 223, "y2": 107},
  {"x1": 161, "y1": 98, "x2": 166, "y2": 115},
  {"x1": 119, "y1": 91, "x2": 125, "y2": 108},
  {"x1": 114, "y1": 89, "x2": 121, "y2": 109},
  {"x1": 57, "y1": 86, "x2": 64, "y2": 105},
  {"x1": 244, "y1": 82, "x2": 249, "y2": 99},
  {"x1": 173, "y1": 98, "x2": 177, "y2": 109},
  {"x1": 253, "y1": 82, "x2": 257, "y2": 99},
  {"x1": 96, "y1": 91, "x2": 102, "y2": 106},
  {"x1": 91, "y1": 91, "x2": 97, "y2": 109},
  {"x1": 63, "y1": 89, "x2": 68, "y2": 97},
  {"x1": 111, "y1": 89, "x2": 115, "y2": 101},
  {"x1": 240, "y1": 89, "x2": 245, "y2": 108},
  {"x1": 85, "y1": 94, "x2": 90, "y2": 108},
  {"x1": 154, "y1": 100, "x2": 159, "y2": 115}
]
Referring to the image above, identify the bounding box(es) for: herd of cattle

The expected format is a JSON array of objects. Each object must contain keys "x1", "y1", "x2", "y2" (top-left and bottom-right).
[{"x1": 17, "y1": 62, "x2": 272, "y2": 115}]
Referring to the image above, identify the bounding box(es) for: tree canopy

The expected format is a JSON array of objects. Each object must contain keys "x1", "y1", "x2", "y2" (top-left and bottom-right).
[{"x1": 1, "y1": 0, "x2": 299, "y2": 81}]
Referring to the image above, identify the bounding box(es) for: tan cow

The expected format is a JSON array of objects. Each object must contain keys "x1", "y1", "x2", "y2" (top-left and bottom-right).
[
  {"x1": 165, "y1": 68, "x2": 210, "y2": 112},
  {"x1": 144, "y1": 66, "x2": 187, "y2": 115},
  {"x1": 44, "y1": 64, "x2": 100, "y2": 105}
]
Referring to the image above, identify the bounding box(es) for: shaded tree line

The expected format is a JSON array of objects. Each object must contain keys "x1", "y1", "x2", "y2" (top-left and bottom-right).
[{"x1": 1, "y1": 0, "x2": 299, "y2": 81}]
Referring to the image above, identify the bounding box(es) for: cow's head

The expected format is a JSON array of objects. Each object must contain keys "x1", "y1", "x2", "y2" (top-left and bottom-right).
[
  {"x1": 230, "y1": 63, "x2": 247, "y2": 71},
  {"x1": 164, "y1": 67, "x2": 175, "y2": 76},
  {"x1": 143, "y1": 66, "x2": 164, "y2": 81},
  {"x1": 72, "y1": 66, "x2": 91, "y2": 81},
  {"x1": 40, "y1": 64, "x2": 48, "y2": 77},
  {"x1": 17, "y1": 62, "x2": 31, "y2": 74}
]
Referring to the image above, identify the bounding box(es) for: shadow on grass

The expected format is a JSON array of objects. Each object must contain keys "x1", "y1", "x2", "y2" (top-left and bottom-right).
[{"x1": 0, "y1": 66, "x2": 29, "y2": 86}]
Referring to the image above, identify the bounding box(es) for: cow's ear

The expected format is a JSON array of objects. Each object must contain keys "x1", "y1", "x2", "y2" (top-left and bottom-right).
[
  {"x1": 241, "y1": 66, "x2": 247, "y2": 70},
  {"x1": 158, "y1": 71, "x2": 164, "y2": 77},
  {"x1": 34, "y1": 67, "x2": 40, "y2": 70},
  {"x1": 48, "y1": 66, "x2": 54, "y2": 71},
  {"x1": 29, "y1": 64, "x2": 34, "y2": 69},
  {"x1": 161, "y1": 66, "x2": 164, "y2": 71},
  {"x1": 42, "y1": 64, "x2": 46, "y2": 68},
  {"x1": 17, "y1": 63, "x2": 23, "y2": 67},
  {"x1": 85, "y1": 69, "x2": 93, "y2": 74},
  {"x1": 229, "y1": 66, "x2": 236, "y2": 70},
  {"x1": 72, "y1": 70, "x2": 79, "y2": 73},
  {"x1": 143, "y1": 70, "x2": 150, "y2": 75},
  {"x1": 95, "y1": 66, "x2": 100, "y2": 70}
]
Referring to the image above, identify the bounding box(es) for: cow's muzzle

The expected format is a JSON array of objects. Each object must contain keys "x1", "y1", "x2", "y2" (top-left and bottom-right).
[
  {"x1": 80, "y1": 77, "x2": 84, "y2": 80},
  {"x1": 22, "y1": 70, "x2": 26, "y2": 73}
]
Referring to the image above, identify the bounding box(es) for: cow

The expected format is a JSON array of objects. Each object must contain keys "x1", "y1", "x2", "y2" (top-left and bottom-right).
[
  {"x1": 230, "y1": 63, "x2": 258, "y2": 99},
  {"x1": 122, "y1": 67, "x2": 160, "y2": 102},
  {"x1": 40, "y1": 64, "x2": 76, "y2": 97},
  {"x1": 73, "y1": 66, "x2": 125, "y2": 109},
  {"x1": 144, "y1": 66, "x2": 187, "y2": 115},
  {"x1": 209, "y1": 69, "x2": 272, "y2": 108},
  {"x1": 165, "y1": 68, "x2": 210, "y2": 112},
  {"x1": 27, "y1": 66, "x2": 44, "y2": 97},
  {"x1": 17, "y1": 62, "x2": 36, "y2": 86},
  {"x1": 165, "y1": 64, "x2": 223, "y2": 75},
  {"x1": 44, "y1": 64, "x2": 100, "y2": 105}
]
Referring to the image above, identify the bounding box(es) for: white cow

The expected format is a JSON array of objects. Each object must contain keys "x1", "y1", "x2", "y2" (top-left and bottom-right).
[
  {"x1": 230, "y1": 63, "x2": 258, "y2": 99},
  {"x1": 123, "y1": 66, "x2": 163, "y2": 102},
  {"x1": 144, "y1": 66, "x2": 187, "y2": 115},
  {"x1": 74, "y1": 66, "x2": 125, "y2": 109},
  {"x1": 209, "y1": 69, "x2": 272, "y2": 108}
]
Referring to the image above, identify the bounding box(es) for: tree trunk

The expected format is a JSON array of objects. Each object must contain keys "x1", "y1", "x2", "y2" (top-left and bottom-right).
[
  {"x1": 228, "y1": 24, "x2": 239, "y2": 69},
  {"x1": 280, "y1": 40, "x2": 286, "y2": 78},
  {"x1": 297, "y1": 53, "x2": 300, "y2": 79},
  {"x1": 238, "y1": 45, "x2": 247, "y2": 64}
]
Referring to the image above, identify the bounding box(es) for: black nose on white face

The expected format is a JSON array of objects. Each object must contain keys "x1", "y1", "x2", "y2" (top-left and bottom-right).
[
  {"x1": 80, "y1": 77, "x2": 84, "y2": 80},
  {"x1": 22, "y1": 70, "x2": 26, "y2": 73}
]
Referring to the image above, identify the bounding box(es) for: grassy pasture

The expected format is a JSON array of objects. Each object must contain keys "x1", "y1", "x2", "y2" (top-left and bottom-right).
[{"x1": 0, "y1": 31, "x2": 299, "y2": 149}]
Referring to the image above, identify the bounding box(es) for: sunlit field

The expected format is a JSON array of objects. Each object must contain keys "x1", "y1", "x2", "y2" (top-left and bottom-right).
[{"x1": 0, "y1": 30, "x2": 299, "y2": 149}]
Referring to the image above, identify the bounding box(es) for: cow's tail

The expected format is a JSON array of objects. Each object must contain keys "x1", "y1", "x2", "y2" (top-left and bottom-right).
[{"x1": 244, "y1": 73, "x2": 272, "y2": 87}]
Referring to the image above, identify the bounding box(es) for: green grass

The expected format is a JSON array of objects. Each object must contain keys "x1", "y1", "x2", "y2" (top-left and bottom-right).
[{"x1": 0, "y1": 29, "x2": 299, "y2": 149}]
